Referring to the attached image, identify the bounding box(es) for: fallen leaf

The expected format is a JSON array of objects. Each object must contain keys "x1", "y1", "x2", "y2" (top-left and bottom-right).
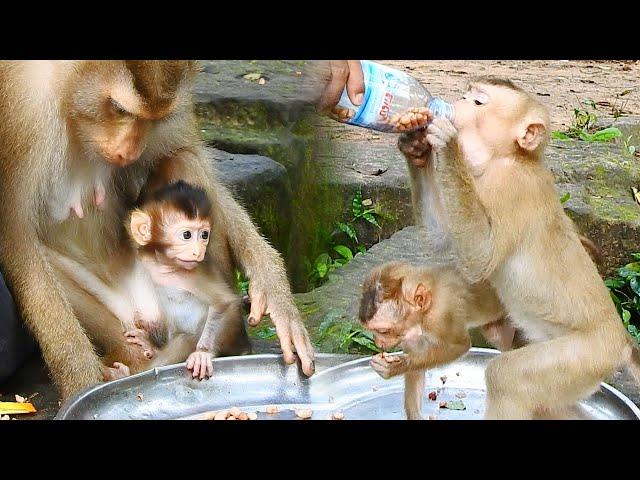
[
  {"x1": 243, "y1": 72, "x2": 262, "y2": 82},
  {"x1": 536, "y1": 92, "x2": 551, "y2": 96},
  {"x1": 295, "y1": 71, "x2": 302, "y2": 76},
  {"x1": 442, "y1": 400, "x2": 466, "y2": 411},
  {"x1": 258, "y1": 77, "x2": 266, "y2": 85},
  {"x1": 362, "y1": 199, "x2": 373, "y2": 207},
  {"x1": 455, "y1": 392, "x2": 467, "y2": 399},
  {"x1": 0, "y1": 401, "x2": 37, "y2": 415},
  {"x1": 136, "y1": 393, "x2": 144, "y2": 401},
  {"x1": 15, "y1": 395, "x2": 25, "y2": 403},
  {"x1": 632, "y1": 187, "x2": 640, "y2": 206}
]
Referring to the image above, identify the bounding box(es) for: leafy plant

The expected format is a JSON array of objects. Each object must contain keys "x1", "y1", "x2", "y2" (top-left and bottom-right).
[
  {"x1": 623, "y1": 135, "x2": 638, "y2": 157},
  {"x1": 560, "y1": 192, "x2": 571, "y2": 204},
  {"x1": 249, "y1": 323, "x2": 278, "y2": 340},
  {"x1": 235, "y1": 270, "x2": 249, "y2": 296},
  {"x1": 316, "y1": 315, "x2": 381, "y2": 354},
  {"x1": 551, "y1": 103, "x2": 622, "y2": 143},
  {"x1": 605, "y1": 253, "x2": 640, "y2": 344},
  {"x1": 308, "y1": 188, "x2": 382, "y2": 288}
]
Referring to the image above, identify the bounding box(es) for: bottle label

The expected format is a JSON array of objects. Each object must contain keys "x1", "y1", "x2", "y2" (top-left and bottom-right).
[{"x1": 338, "y1": 61, "x2": 415, "y2": 131}]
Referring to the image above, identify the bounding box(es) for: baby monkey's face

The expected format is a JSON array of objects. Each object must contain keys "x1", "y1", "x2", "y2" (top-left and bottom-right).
[
  {"x1": 163, "y1": 214, "x2": 211, "y2": 270},
  {"x1": 365, "y1": 301, "x2": 407, "y2": 351}
]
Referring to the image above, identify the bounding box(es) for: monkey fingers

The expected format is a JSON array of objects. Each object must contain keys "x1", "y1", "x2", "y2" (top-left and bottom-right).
[
  {"x1": 398, "y1": 128, "x2": 431, "y2": 164},
  {"x1": 186, "y1": 351, "x2": 213, "y2": 380},
  {"x1": 124, "y1": 329, "x2": 156, "y2": 359}
]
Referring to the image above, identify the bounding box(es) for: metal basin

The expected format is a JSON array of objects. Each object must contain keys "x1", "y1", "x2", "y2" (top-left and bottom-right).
[{"x1": 56, "y1": 348, "x2": 640, "y2": 420}]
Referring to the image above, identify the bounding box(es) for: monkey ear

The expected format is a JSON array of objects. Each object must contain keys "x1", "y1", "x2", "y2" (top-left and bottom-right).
[
  {"x1": 130, "y1": 210, "x2": 152, "y2": 246},
  {"x1": 413, "y1": 283, "x2": 432, "y2": 312},
  {"x1": 517, "y1": 122, "x2": 546, "y2": 151}
]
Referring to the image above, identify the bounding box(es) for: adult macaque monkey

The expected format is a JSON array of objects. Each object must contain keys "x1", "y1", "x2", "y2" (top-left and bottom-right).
[
  {"x1": 413, "y1": 76, "x2": 640, "y2": 419},
  {"x1": 0, "y1": 61, "x2": 314, "y2": 399},
  {"x1": 359, "y1": 262, "x2": 507, "y2": 420}
]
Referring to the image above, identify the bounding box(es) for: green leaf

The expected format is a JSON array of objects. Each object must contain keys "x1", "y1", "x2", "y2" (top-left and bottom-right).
[
  {"x1": 622, "y1": 309, "x2": 631, "y2": 324},
  {"x1": 352, "y1": 189, "x2": 364, "y2": 217},
  {"x1": 605, "y1": 278, "x2": 625, "y2": 289},
  {"x1": 314, "y1": 253, "x2": 331, "y2": 278},
  {"x1": 631, "y1": 277, "x2": 640, "y2": 296},
  {"x1": 560, "y1": 192, "x2": 571, "y2": 204},
  {"x1": 578, "y1": 131, "x2": 593, "y2": 142},
  {"x1": 356, "y1": 245, "x2": 367, "y2": 254},
  {"x1": 628, "y1": 324, "x2": 638, "y2": 336},
  {"x1": 591, "y1": 127, "x2": 622, "y2": 142},
  {"x1": 352, "y1": 335, "x2": 380, "y2": 352},
  {"x1": 335, "y1": 222, "x2": 358, "y2": 243},
  {"x1": 631, "y1": 253, "x2": 640, "y2": 262},
  {"x1": 333, "y1": 245, "x2": 354, "y2": 261},
  {"x1": 362, "y1": 212, "x2": 381, "y2": 228},
  {"x1": 443, "y1": 400, "x2": 466, "y2": 410},
  {"x1": 551, "y1": 131, "x2": 571, "y2": 140}
]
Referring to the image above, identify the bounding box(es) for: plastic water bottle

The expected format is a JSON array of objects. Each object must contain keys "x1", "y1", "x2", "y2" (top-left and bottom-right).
[{"x1": 330, "y1": 60, "x2": 454, "y2": 133}]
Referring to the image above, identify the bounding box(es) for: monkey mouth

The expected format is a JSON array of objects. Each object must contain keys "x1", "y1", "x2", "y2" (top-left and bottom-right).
[{"x1": 175, "y1": 259, "x2": 201, "y2": 269}]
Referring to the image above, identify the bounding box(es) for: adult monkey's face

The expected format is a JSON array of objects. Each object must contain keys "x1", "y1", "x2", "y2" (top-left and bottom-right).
[{"x1": 62, "y1": 60, "x2": 199, "y2": 167}]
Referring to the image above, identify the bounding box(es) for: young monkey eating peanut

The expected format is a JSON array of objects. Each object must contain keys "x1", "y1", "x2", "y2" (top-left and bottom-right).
[{"x1": 359, "y1": 262, "x2": 508, "y2": 420}]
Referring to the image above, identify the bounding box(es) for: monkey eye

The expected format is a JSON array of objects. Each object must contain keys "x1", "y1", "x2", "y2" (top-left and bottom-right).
[
  {"x1": 474, "y1": 99, "x2": 484, "y2": 106},
  {"x1": 109, "y1": 98, "x2": 128, "y2": 116},
  {"x1": 200, "y1": 230, "x2": 209, "y2": 241},
  {"x1": 377, "y1": 329, "x2": 390, "y2": 334},
  {"x1": 181, "y1": 230, "x2": 192, "y2": 240}
]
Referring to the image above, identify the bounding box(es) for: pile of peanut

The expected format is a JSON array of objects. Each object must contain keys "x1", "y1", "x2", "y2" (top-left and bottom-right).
[
  {"x1": 204, "y1": 406, "x2": 258, "y2": 421},
  {"x1": 381, "y1": 107, "x2": 431, "y2": 132}
]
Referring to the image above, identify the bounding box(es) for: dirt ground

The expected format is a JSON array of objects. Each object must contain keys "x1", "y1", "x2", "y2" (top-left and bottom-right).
[{"x1": 335, "y1": 60, "x2": 640, "y2": 142}]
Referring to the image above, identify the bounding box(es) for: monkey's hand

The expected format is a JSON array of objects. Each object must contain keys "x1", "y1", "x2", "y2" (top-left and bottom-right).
[
  {"x1": 248, "y1": 283, "x2": 316, "y2": 377},
  {"x1": 133, "y1": 313, "x2": 168, "y2": 349},
  {"x1": 370, "y1": 353, "x2": 409, "y2": 379},
  {"x1": 398, "y1": 125, "x2": 433, "y2": 168},
  {"x1": 425, "y1": 117, "x2": 458, "y2": 156},
  {"x1": 186, "y1": 350, "x2": 214, "y2": 380}
]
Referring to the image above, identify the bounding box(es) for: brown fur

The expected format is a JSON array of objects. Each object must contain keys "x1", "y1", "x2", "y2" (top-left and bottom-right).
[{"x1": 0, "y1": 61, "x2": 314, "y2": 399}]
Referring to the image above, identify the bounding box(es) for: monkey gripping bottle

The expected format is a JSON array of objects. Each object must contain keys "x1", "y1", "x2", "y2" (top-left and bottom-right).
[{"x1": 331, "y1": 60, "x2": 454, "y2": 133}]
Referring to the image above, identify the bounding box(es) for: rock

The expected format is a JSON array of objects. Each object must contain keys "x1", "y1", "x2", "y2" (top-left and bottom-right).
[{"x1": 208, "y1": 148, "x2": 293, "y2": 254}]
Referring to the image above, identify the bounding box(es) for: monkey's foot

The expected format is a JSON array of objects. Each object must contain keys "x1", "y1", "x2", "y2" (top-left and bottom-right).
[
  {"x1": 102, "y1": 362, "x2": 131, "y2": 381},
  {"x1": 124, "y1": 328, "x2": 156, "y2": 359},
  {"x1": 186, "y1": 351, "x2": 214, "y2": 380}
]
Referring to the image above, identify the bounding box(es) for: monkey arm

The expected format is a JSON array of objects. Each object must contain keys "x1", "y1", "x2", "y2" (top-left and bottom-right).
[
  {"x1": 404, "y1": 332, "x2": 472, "y2": 373},
  {"x1": 43, "y1": 246, "x2": 134, "y2": 327},
  {"x1": 433, "y1": 141, "x2": 502, "y2": 283},
  {"x1": 0, "y1": 228, "x2": 103, "y2": 398}
]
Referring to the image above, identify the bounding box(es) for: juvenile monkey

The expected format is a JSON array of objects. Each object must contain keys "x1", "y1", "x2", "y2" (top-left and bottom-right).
[
  {"x1": 49, "y1": 180, "x2": 246, "y2": 380},
  {"x1": 359, "y1": 262, "x2": 506, "y2": 420},
  {"x1": 400, "y1": 76, "x2": 640, "y2": 419}
]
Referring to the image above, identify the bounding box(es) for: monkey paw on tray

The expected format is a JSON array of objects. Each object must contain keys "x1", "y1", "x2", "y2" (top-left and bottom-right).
[
  {"x1": 370, "y1": 352, "x2": 409, "y2": 379},
  {"x1": 186, "y1": 350, "x2": 214, "y2": 380}
]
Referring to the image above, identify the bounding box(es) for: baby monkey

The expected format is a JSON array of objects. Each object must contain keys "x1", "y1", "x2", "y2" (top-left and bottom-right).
[
  {"x1": 124, "y1": 180, "x2": 246, "y2": 379},
  {"x1": 359, "y1": 262, "x2": 511, "y2": 420}
]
